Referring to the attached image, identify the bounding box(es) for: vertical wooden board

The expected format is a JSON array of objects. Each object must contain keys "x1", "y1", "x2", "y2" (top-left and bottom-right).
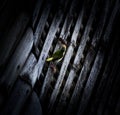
[{"x1": 0, "y1": 28, "x2": 33, "y2": 93}]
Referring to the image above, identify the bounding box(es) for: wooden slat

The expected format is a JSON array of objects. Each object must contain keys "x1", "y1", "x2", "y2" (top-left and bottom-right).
[
  {"x1": 20, "y1": 53, "x2": 37, "y2": 85},
  {"x1": 0, "y1": 13, "x2": 29, "y2": 74},
  {"x1": 0, "y1": 28, "x2": 33, "y2": 93}
]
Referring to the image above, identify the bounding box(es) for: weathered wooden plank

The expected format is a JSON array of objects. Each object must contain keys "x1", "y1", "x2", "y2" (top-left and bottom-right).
[
  {"x1": 0, "y1": 13, "x2": 29, "y2": 74},
  {"x1": 20, "y1": 53, "x2": 37, "y2": 85},
  {"x1": 40, "y1": 0, "x2": 81, "y2": 104},
  {"x1": 0, "y1": 28, "x2": 33, "y2": 93},
  {"x1": 66, "y1": 0, "x2": 109, "y2": 114},
  {"x1": 1, "y1": 79, "x2": 31, "y2": 115}
]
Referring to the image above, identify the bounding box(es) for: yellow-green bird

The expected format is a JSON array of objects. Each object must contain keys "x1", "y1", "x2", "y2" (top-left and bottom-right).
[{"x1": 46, "y1": 44, "x2": 66, "y2": 63}]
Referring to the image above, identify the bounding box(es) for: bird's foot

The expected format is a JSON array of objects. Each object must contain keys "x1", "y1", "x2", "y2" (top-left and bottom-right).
[{"x1": 50, "y1": 63, "x2": 57, "y2": 73}]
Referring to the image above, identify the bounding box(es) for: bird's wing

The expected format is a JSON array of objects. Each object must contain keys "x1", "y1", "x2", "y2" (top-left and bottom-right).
[{"x1": 52, "y1": 49, "x2": 63, "y2": 59}]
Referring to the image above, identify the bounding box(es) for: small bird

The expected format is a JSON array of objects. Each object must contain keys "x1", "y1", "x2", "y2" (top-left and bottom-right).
[
  {"x1": 46, "y1": 44, "x2": 66, "y2": 62},
  {"x1": 46, "y1": 44, "x2": 67, "y2": 72}
]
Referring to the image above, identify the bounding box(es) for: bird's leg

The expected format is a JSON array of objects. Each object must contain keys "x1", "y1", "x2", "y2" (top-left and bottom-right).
[{"x1": 50, "y1": 62, "x2": 57, "y2": 73}]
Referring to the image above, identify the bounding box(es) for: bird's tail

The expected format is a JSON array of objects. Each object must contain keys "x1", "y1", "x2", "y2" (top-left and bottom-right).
[{"x1": 46, "y1": 57, "x2": 54, "y2": 62}]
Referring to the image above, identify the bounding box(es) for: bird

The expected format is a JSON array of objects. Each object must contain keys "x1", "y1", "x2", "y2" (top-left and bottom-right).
[
  {"x1": 46, "y1": 44, "x2": 67, "y2": 72},
  {"x1": 46, "y1": 44, "x2": 66, "y2": 62}
]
